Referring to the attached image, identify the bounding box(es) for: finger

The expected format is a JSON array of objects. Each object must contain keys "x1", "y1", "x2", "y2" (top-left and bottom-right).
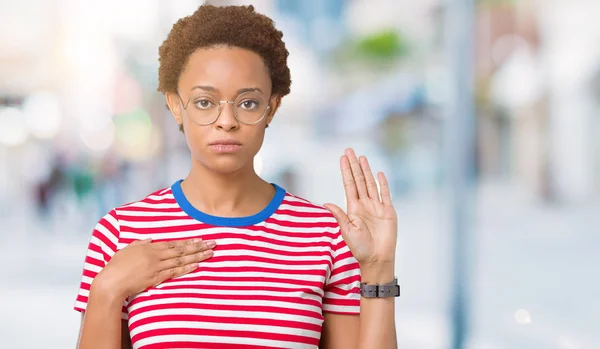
[
  {"x1": 378, "y1": 172, "x2": 393, "y2": 207},
  {"x1": 345, "y1": 148, "x2": 368, "y2": 200},
  {"x1": 340, "y1": 155, "x2": 358, "y2": 203},
  {"x1": 154, "y1": 238, "x2": 200, "y2": 250},
  {"x1": 154, "y1": 262, "x2": 202, "y2": 285},
  {"x1": 159, "y1": 249, "x2": 214, "y2": 271},
  {"x1": 324, "y1": 203, "x2": 351, "y2": 233},
  {"x1": 152, "y1": 239, "x2": 191, "y2": 258},
  {"x1": 159, "y1": 239, "x2": 216, "y2": 260},
  {"x1": 359, "y1": 156, "x2": 380, "y2": 201}
]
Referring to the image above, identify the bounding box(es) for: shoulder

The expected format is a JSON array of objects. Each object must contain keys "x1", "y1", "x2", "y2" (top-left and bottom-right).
[
  {"x1": 98, "y1": 185, "x2": 176, "y2": 226},
  {"x1": 281, "y1": 190, "x2": 334, "y2": 215},
  {"x1": 92, "y1": 185, "x2": 177, "y2": 243},
  {"x1": 112, "y1": 186, "x2": 176, "y2": 214},
  {"x1": 277, "y1": 188, "x2": 340, "y2": 230}
]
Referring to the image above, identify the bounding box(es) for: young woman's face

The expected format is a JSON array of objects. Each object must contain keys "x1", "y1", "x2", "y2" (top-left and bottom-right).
[{"x1": 167, "y1": 46, "x2": 278, "y2": 174}]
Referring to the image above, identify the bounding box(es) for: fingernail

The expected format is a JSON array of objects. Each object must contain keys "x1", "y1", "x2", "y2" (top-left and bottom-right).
[
  {"x1": 204, "y1": 250, "x2": 214, "y2": 257},
  {"x1": 192, "y1": 238, "x2": 202, "y2": 243},
  {"x1": 206, "y1": 241, "x2": 216, "y2": 248}
]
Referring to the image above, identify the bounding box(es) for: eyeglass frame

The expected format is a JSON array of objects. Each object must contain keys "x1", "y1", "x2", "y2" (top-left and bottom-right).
[{"x1": 176, "y1": 91, "x2": 272, "y2": 126}]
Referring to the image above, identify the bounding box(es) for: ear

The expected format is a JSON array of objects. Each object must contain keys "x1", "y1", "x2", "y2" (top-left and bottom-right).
[
  {"x1": 165, "y1": 92, "x2": 183, "y2": 127},
  {"x1": 265, "y1": 94, "x2": 281, "y2": 126}
]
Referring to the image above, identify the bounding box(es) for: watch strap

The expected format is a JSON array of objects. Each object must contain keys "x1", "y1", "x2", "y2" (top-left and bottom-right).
[{"x1": 360, "y1": 277, "x2": 400, "y2": 298}]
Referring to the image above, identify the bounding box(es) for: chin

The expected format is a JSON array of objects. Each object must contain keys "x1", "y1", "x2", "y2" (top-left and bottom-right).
[{"x1": 200, "y1": 155, "x2": 248, "y2": 174}]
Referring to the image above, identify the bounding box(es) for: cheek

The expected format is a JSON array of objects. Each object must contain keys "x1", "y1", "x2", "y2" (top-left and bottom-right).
[
  {"x1": 245, "y1": 129, "x2": 267, "y2": 157},
  {"x1": 181, "y1": 125, "x2": 206, "y2": 153}
]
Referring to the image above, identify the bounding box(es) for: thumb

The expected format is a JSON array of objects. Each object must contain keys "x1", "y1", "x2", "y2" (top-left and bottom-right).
[{"x1": 324, "y1": 203, "x2": 350, "y2": 232}]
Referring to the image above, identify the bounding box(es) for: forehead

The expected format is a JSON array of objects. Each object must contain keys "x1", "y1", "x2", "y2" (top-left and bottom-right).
[{"x1": 178, "y1": 46, "x2": 272, "y2": 95}]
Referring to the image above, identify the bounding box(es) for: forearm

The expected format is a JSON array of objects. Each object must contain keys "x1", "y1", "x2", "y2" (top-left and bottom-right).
[
  {"x1": 78, "y1": 281, "x2": 124, "y2": 349},
  {"x1": 357, "y1": 265, "x2": 398, "y2": 349}
]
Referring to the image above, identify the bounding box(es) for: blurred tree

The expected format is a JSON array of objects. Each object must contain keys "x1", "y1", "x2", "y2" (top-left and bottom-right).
[
  {"x1": 332, "y1": 29, "x2": 410, "y2": 68},
  {"x1": 355, "y1": 30, "x2": 409, "y2": 61}
]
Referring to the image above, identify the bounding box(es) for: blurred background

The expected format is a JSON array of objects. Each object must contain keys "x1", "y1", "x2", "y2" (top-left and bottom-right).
[{"x1": 1, "y1": 0, "x2": 599, "y2": 348}]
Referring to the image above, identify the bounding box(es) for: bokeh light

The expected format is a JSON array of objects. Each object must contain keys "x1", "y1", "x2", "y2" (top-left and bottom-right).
[
  {"x1": 114, "y1": 109, "x2": 154, "y2": 161},
  {"x1": 80, "y1": 119, "x2": 115, "y2": 152},
  {"x1": 514, "y1": 309, "x2": 532, "y2": 325},
  {"x1": 22, "y1": 91, "x2": 63, "y2": 140},
  {"x1": 0, "y1": 107, "x2": 28, "y2": 146}
]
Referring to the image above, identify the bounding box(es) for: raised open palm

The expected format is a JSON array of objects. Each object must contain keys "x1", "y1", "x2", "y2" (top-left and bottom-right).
[{"x1": 324, "y1": 148, "x2": 398, "y2": 268}]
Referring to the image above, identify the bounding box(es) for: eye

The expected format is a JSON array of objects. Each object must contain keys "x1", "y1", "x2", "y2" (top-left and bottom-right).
[
  {"x1": 239, "y1": 99, "x2": 259, "y2": 110},
  {"x1": 193, "y1": 99, "x2": 214, "y2": 110}
]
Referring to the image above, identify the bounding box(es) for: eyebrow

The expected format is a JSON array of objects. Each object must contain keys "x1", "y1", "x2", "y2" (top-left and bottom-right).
[{"x1": 190, "y1": 86, "x2": 264, "y2": 95}]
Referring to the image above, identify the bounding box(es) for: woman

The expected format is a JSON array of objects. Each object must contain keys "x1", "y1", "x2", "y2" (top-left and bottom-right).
[{"x1": 75, "y1": 4, "x2": 398, "y2": 349}]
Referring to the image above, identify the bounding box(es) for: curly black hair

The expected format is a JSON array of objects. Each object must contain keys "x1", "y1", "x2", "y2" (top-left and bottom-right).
[{"x1": 158, "y1": 4, "x2": 291, "y2": 99}]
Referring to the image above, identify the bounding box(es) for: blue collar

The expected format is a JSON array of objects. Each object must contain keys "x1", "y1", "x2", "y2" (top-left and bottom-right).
[{"x1": 171, "y1": 179, "x2": 286, "y2": 227}]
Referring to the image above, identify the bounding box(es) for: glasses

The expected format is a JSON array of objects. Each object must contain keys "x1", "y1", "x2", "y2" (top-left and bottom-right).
[{"x1": 178, "y1": 91, "x2": 271, "y2": 126}]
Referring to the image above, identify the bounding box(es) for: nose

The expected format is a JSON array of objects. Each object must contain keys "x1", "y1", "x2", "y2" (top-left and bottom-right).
[{"x1": 215, "y1": 101, "x2": 239, "y2": 131}]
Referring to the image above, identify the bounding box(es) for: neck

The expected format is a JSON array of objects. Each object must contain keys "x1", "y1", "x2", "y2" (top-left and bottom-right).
[{"x1": 180, "y1": 159, "x2": 275, "y2": 218}]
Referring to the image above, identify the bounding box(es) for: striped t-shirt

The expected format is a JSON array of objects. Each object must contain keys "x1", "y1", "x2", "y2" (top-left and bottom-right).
[{"x1": 74, "y1": 180, "x2": 361, "y2": 348}]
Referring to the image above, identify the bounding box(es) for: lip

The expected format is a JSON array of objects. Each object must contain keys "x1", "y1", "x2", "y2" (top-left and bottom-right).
[
  {"x1": 209, "y1": 139, "x2": 242, "y2": 146},
  {"x1": 208, "y1": 139, "x2": 242, "y2": 153}
]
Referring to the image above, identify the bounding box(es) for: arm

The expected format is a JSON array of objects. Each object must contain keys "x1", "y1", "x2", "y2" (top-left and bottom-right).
[
  {"x1": 77, "y1": 313, "x2": 131, "y2": 349},
  {"x1": 75, "y1": 210, "x2": 126, "y2": 349},
  {"x1": 356, "y1": 266, "x2": 397, "y2": 349},
  {"x1": 77, "y1": 280, "x2": 131, "y2": 349},
  {"x1": 323, "y1": 148, "x2": 399, "y2": 349},
  {"x1": 320, "y1": 267, "x2": 397, "y2": 349},
  {"x1": 74, "y1": 238, "x2": 215, "y2": 349},
  {"x1": 320, "y1": 314, "x2": 359, "y2": 348}
]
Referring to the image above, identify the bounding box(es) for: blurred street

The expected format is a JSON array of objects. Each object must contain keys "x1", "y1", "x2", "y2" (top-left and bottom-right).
[{"x1": 2, "y1": 0, "x2": 600, "y2": 348}]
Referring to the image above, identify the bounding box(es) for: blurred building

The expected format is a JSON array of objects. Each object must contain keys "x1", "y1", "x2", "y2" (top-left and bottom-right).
[{"x1": 1, "y1": 0, "x2": 599, "y2": 348}]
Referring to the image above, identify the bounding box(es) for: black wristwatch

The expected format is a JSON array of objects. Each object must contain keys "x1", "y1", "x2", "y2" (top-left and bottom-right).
[{"x1": 360, "y1": 277, "x2": 400, "y2": 298}]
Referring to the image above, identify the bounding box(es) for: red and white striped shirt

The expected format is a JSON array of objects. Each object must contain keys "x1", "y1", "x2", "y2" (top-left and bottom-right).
[{"x1": 75, "y1": 180, "x2": 361, "y2": 348}]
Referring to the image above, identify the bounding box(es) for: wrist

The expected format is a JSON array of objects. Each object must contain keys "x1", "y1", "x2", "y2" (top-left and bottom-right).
[
  {"x1": 92, "y1": 270, "x2": 127, "y2": 302},
  {"x1": 360, "y1": 262, "x2": 395, "y2": 284}
]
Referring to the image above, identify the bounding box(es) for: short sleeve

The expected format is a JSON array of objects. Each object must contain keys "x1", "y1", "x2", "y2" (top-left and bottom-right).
[
  {"x1": 322, "y1": 228, "x2": 361, "y2": 314},
  {"x1": 74, "y1": 209, "x2": 129, "y2": 320}
]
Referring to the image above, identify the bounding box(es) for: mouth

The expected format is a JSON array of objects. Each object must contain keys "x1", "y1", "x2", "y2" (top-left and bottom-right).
[{"x1": 208, "y1": 140, "x2": 242, "y2": 153}]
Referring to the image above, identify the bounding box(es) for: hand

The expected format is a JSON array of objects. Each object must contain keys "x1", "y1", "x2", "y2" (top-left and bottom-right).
[
  {"x1": 94, "y1": 238, "x2": 216, "y2": 299},
  {"x1": 324, "y1": 148, "x2": 398, "y2": 270}
]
